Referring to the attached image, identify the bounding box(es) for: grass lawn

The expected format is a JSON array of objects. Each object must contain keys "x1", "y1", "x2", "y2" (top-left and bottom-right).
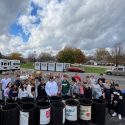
[
  {"x1": 84, "y1": 66, "x2": 107, "y2": 74},
  {"x1": 21, "y1": 62, "x2": 34, "y2": 69}
]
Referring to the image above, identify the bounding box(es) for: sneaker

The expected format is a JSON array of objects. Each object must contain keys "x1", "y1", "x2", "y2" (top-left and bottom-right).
[
  {"x1": 112, "y1": 112, "x2": 117, "y2": 117},
  {"x1": 118, "y1": 114, "x2": 122, "y2": 120}
]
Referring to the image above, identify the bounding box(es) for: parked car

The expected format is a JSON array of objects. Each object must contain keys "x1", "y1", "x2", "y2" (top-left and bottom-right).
[
  {"x1": 66, "y1": 67, "x2": 85, "y2": 73},
  {"x1": 105, "y1": 66, "x2": 125, "y2": 76}
]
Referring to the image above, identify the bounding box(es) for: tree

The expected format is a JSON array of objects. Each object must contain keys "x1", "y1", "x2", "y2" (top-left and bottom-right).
[
  {"x1": 0, "y1": 52, "x2": 3, "y2": 59},
  {"x1": 9, "y1": 52, "x2": 22, "y2": 60},
  {"x1": 57, "y1": 47, "x2": 86, "y2": 63},
  {"x1": 28, "y1": 52, "x2": 36, "y2": 62},
  {"x1": 95, "y1": 48, "x2": 110, "y2": 62},
  {"x1": 38, "y1": 52, "x2": 55, "y2": 62},
  {"x1": 111, "y1": 42, "x2": 125, "y2": 67},
  {"x1": 74, "y1": 49, "x2": 86, "y2": 63}
]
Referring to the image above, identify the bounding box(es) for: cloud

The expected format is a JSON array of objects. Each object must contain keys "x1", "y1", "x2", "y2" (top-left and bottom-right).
[
  {"x1": 0, "y1": 0, "x2": 125, "y2": 57},
  {"x1": 0, "y1": 0, "x2": 29, "y2": 34}
]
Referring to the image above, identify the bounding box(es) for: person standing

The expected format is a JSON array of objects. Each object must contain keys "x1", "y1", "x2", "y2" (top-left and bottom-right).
[
  {"x1": 111, "y1": 84, "x2": 123, "y2": 120},
  {"x1": 9, "y1": 84, "x2": 18, "y2": 100},
  {"x1": 0, "y1": 73, "x2": 11, "y2": 99},
  {"x1": 45, "y1": 76, "x2": 58, "y2": 97},
  {"x1": 14, "y1": 75, "x2": 21, "y2": 87},
  {"x1": 37, "y1": 78, "x2": 47, "y2": 97},
  {"x1": 61, "y1": 75, "x2": 70, "y2": 96}
]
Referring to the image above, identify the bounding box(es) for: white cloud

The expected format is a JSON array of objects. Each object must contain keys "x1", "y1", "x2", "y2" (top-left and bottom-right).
[{"x1": 0, "y1": 0, "x2": 125, "y2": 57}]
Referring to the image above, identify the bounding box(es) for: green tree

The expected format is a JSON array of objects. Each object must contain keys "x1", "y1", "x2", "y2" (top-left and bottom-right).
[
  {"x1": 9, "y1": 52, "x2": 22, "y2": 60},
  {"x1": 74, "y1": 48, "x2": 86, "y2": 63},
  {"x1": 57, "y1": 47, "x2": 86, "y2": 63},
  {"x1": 0, "y1": 52, "x2": 3, "y2": 59}
]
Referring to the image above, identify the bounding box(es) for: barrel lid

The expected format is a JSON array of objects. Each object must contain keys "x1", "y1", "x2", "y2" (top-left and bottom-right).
[{"x1": 1, "y1": 103, "x2": 19, "y2": 112}]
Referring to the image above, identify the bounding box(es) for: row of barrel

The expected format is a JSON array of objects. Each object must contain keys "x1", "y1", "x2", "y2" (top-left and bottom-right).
[{"x1": 0, "y1": 95, "x2": 122, "y2": 125}]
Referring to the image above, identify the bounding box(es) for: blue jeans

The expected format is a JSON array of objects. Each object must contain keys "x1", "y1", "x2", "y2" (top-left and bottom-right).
[{"x1": 2, "y1": 90, "x2": 5, "y2": 100}]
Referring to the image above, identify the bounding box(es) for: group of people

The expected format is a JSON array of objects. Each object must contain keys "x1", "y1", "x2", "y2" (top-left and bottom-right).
[{"x1": 0, "y1": 71, "x2": 124, "y2": 120}]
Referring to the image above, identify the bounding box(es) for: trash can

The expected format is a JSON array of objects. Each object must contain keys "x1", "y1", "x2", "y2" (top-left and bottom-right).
[
  {"x1": 0, "y1": 100, "x2": 4, "y2": 125},
  {"x1": 0, "y1": 100, "x2": 4, "y2": 106},
  {"x1": 6, "y1": 99, "x2": 17, "y2": 104},
  {"x1": 51, "y1": 101, "x2": 65, "y2": 125},
  {"x1": 1, "y1": 103, "x2": 19, "y2": 125},
  {"x1": 65, "y1": 99, "x2": 79, "y2": 125},
  {"x1": 36, "y1": 96, "x2": 49, "y2": 102},
  {"x1": 62, "y1": 95, "x2": 72, "y2": 103},
  {"x1": 36, "y1": 101, "x2": 51, "y2": 125},
  {"x1": 121, "y1": 94, "x2": 125, "y2": 116},
  {"x1": 21, "y1": 97, "x2": 34, "y2": 104},
  {"x1": 20, "y1": 103, "x2": 36, "y2": 125},
  {"x1": 92, "y1": 99, "x2": 106, "y2": 125},
  {"x1": 50, "y1": 96, "x2": 62, "y2": 103},
  {"x1": 79, "y1": 99, "x2": 92, "y2": 125}
]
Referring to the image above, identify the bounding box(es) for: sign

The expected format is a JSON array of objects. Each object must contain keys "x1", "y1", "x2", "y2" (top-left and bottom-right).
[
  {"x1": 20, "y1": 111, "x2": 29, "y2": 125},
  {"x1": 80, "y1": 105, "x2": 91, "y2": 120},
  {"x1": 66, "y1": 105, "x2": 77, "y2": 121},
  {"x1": 40, "y1": 108, "x2": 51, "y2": 124}
]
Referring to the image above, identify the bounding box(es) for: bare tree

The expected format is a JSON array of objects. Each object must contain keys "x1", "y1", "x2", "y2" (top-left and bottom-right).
[
  {"x1": 111, "y1": 42, "x2": 125, "y2": 67},
  {"x1": 38, "y1": 52, "x2": 55, "y2": 62},
  {"x1": 95, "y1": 48, "x2": 110, "y2": 63}
]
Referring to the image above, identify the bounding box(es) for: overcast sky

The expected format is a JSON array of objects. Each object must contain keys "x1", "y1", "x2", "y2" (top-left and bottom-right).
[{"x1": 0, "y1": 0, "x2": 125, "y2": 57}]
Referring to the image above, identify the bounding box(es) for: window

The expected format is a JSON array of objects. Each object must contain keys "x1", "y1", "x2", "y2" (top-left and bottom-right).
[
  {"x1": 118, "y1": 68, "x2": 123, "y2": 71},
  {"x1": 4, "y1": 63, "x2": 7, "y2": 65}
]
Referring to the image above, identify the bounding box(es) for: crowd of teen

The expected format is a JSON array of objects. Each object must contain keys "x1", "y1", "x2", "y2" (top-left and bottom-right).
[{"x1": 0, "y1": 71, "x2": 124, "y2": 120}]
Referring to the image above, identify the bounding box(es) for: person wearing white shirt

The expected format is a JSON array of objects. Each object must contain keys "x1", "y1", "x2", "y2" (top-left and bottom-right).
[
  {"x1": 90, "y1": 75, "x2": 96, "y2": 85},
  {"x1": 0, "y1": 73, "x2": 11, "y2": 99},
  {"x1": 18, "y1": 82, "x2": 29, "y2": 99},
  {"x1": 45, "y1": 76, "x2": 58, "y2": 97}
]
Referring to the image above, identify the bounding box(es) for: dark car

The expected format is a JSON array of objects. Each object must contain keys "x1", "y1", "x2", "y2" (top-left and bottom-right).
[{"x1": 66, "y1": 67, "x2": 85, "y2": 73}]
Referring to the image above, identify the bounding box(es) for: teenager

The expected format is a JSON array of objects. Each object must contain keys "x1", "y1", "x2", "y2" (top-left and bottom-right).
[
  {"x1": 9, "y1": 84, "x2": 18, "y2": 100},
  {"x1": 0, "y1": 73, "x2": 11, "y2": 99},
  {"x1": 4, "y1": 82, "x2": 12, "y2": 99},
  {"x1": 61, "y1": 75, "x2": 70, "y2": 95},
  {"x1": 37, "y1": 78, "x2": 47, "y2": 97},
  {"x1": 111, "y1": 84, "x2": 123, "y2": 120},
  {"x1": 45, "y1": 76, "x2": 58, "y2": 97},
  {"x1": 18, "y1": 82, "x2": 29, "y2": 99}
]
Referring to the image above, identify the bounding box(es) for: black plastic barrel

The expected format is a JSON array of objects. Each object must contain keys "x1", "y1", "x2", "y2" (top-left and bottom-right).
[
  {"x1": 50, "y1": 96, "x2": 62, "y2": 103},
  {"x1": 1, "y1": 103, "x2": 19, "y2": 125},
  {"x1": 20, "y1": 103, "x2": 36, "y2": 125},
  {"x1": 121, "y1": 94, "x2": 125, "y2": 116},
  {"x1": 0, "y1": 100, "x2": 4, "y2": 106},
  {"x1": 21, "y1": 97, "x2": 34, "y2": 104},
  {"x1": 65, "y1": 99, "x2": 79, "y2": 125},
  {"x1": 92, "y1": 99, "x2": 106, "y2": 125},
  {"x1": 36, "y1": 101, "x2": 51, "y2": 125},
  {"x1": 6, "y1": 99, "x2": 17, "y2": 104},
  {"x1": 62, "y1": 95, "x2": 72, "y2": 103},
  {"x1": 79, "y1": 99, "x2": 92, "y2": 125},
  {"x1": 51, "y1": 101, "x2": 65, "y2": 125},
  {"x1": 0, "y1": 100, "x2": 4, "y2": 125},
  {"x1": 36, "y1": 96, "x2": 49, "y2": 102}
]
